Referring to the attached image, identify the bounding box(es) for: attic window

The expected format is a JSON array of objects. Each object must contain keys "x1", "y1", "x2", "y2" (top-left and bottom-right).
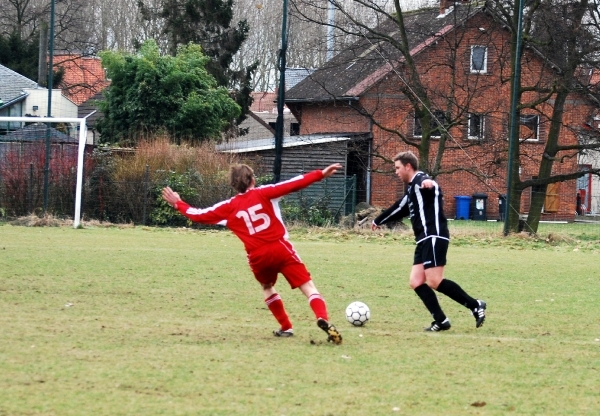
[
  {"x1": 470, "y1": 45, "x2": 488, "y2": 73},
  {"x1": 290, "y1": 122, "x2": 299, "y2": 136}
]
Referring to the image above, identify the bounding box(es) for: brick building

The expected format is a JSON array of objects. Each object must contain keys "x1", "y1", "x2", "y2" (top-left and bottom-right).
[
  {"x1": 53, "y1": 53, "x2": 110, "y2": 106},
  {"x1": 285, "y1": 2, "x2": 597, "y2": 221},
  {"x1": 53, "y1": 53, "x2": 111, "y2": 145}
]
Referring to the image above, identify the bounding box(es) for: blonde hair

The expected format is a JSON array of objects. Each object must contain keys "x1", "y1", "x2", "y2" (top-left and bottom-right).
[{"x1": 230, "y1": 164, "x2": 255, "y2": 193}]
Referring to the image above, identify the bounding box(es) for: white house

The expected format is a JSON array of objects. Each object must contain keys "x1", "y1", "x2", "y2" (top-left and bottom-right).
[{"x1": 0, "y1": 64, "x2": 78, "y2": 131}]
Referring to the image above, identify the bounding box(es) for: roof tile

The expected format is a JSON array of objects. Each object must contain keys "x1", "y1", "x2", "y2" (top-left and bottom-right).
[
  {"x1": 0, "y1": 64, "x2": 39, "y2": 104},
  {"x1": 286, "y1": 5, "x2": 480, "y2": 102},
  {"x1": 53, "y1": 54, "x2": 110, "y2": 105}
]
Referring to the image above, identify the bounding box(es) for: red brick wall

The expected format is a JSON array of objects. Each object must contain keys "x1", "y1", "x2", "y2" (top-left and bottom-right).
[
  {"x1": 295, "y1": 103, "x2": 371, "y2": 135},
  {"x1": 292, "y1": 13, "x2": 592, "y2": 221}
]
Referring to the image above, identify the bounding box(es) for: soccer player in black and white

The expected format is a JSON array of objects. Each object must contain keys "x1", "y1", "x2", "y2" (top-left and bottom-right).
[{"x1": 372, "y1": 151, "x2": 486, "y2": 332}]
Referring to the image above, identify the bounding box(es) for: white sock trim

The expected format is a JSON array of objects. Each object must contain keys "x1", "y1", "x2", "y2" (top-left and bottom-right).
[
  {"x1": 265, "y1": 294, "x2": 282, "y2": 306},
  {"x1": 308, "y1": 293, "x2": 323, "y2": 303}
]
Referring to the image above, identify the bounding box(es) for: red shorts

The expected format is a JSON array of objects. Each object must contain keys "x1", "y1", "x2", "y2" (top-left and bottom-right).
[{"x1": 247, "y1": 240, "x2": 311, "y2": 289}]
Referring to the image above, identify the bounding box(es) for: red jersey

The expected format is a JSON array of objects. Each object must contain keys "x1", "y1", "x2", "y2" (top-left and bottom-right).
[{"x1": 174, "y1": 169, "x2": 325, "y2": 252}]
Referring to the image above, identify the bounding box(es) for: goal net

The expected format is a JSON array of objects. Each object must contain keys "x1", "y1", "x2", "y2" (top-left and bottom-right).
[{"x1": 0, "y1": 116, "x2": 88, "y2": 228}]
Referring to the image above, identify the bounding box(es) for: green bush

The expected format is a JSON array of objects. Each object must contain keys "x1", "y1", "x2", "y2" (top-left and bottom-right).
[
  {"x1": 254, "y1": 174, "x2": 274, "y2": 186},
  {"x1": 279, "y1": 196, "x2": 334, "y2": 227},
  {"x1": 150, "y1": 170, "x2": 201, "y2": 226},
  {"x1": 98, "y1": 40, "x2": 240, "y2": 145}
]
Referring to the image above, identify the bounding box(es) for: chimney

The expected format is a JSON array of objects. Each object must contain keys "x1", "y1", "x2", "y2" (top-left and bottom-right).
[
  {"x1": 440, "y1": 0, "x2": 449, "y2": 15},
  {"x1": 440, "y1": 0, "x2": 462, "y2": 15},
  {"x1": 327, "y1": 0, "x2": 335, "y2": 61}
]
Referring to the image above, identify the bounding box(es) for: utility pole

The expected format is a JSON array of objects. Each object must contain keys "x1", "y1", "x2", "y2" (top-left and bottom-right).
[
  {"x1": 43, "y1": 0, "x2": 56, "y2": 213},
  {"x1": 273, "y1": 0, "x2": 288, "y2": 183},
  {"x1": 504, "y1": 0, "x2": 524, "y2": 236}
]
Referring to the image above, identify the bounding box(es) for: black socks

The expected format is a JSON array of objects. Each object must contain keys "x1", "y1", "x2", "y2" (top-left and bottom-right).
[
  {"x1": 414, "y1": 284, "x2": 446, "y2": 323},
  {"x1": 436, "y1": 279, "x2": 478, "y2": 310}
]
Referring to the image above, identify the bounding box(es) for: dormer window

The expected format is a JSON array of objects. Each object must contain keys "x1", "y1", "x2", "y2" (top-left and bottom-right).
[
  {"x1": 290, "y1": 122, "x2": 299, "y2": 136},
  {"x1": 470, "y1": 45, "x2": 488, "y2": 73}
]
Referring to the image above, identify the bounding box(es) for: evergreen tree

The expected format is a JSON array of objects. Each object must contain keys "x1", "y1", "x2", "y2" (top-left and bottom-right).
[
  {"x1": 0, "y1": 32, "x2": 39, "y2": 81},
  {"x1": 138, "y1": 0, "x2": 257, "y2": 128},
  {"x1": 0, "y1": 31, "x2": 64, "y2": 88},
  {"x1": 97, "y1": 39, "x2": 241, "y2": 145}
]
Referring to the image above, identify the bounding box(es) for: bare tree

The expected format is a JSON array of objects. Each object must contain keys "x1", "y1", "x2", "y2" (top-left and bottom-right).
[
  {"x1": 230, "y1": 0, "x2": 288, "y2": 91},
  {"x1": 230, "y1": 0, "x2": 388, "y2": 91},
  {"x1": 0, "y1": 0, "x2": 49, "y2": 40},
  {"x1": 489, "y1": 0, "x2": 600, "y2": 233},
  {"x1": 285, "y1": 0, "x2": 506, "y2": 178},
  {"x1": 0, "y1": 0, "x2": 101, "y2": 50},
  {"x1": 85, "y1": 0, "x2": 147, "y2": 51}
]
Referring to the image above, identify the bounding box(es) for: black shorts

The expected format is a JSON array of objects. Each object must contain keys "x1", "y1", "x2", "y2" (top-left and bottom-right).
[{"x1": 413, "y1": 237, "x2": 449, "y2": 269}]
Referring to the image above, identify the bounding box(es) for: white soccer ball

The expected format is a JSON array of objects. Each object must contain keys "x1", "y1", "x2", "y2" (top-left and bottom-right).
[{"x1": 345, "y1": 301, "x2": 370, "y2": 326}]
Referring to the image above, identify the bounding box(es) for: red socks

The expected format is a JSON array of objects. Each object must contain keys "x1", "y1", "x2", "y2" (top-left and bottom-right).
[
  {"x1": 265, "y1": 294, "x2": 292, "y2": 331},
  {"x1": 308, "y1": 293, "x2": 328, "y2": 321},
  {"x1": 265, "y1": 293, "x2": 329, "y2": 330}
]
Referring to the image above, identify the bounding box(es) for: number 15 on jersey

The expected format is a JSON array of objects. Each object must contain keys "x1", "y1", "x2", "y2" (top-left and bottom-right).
[{"x1": 236, "y1": 204, "x2": 271, "y2": 235}]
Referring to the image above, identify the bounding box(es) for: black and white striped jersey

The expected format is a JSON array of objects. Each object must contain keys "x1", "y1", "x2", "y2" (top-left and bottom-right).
[{"x1": 373, "y1": 171, "x2": 449, "y2": 243}]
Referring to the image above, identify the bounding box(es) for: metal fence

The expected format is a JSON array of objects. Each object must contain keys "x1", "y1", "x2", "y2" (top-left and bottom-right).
[
  {"x1": 279, "y1": 174, "x2": 357, "y2": 226},
  {"x1": 0, "y1": 141, "x2": 80, "y2": 219}
]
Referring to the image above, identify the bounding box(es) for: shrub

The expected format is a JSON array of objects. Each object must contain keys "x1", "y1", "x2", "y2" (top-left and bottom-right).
[
  {"x1": 98, "y1": 40, "x2": 240, "y2": 144},
  {"x1": 150, "y1": 170, "x2": 201, "y2": 226},
  {"x1": 279, "y1": 196, "x2": 335, "y2": 227},
  {"x1": 85, "y1": 137, "x2": 240, "y2": 224},
  {"x1": 84, "y1": 151, "x2": 119, "y2": 222}
]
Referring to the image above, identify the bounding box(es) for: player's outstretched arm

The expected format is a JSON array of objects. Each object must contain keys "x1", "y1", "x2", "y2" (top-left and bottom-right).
[
  {"x1": 322, "y1": 163, "x2": 343, "y2": 178},
  {"x1": 261, "y1": 163, "x2": 343, "y2": 199},
  {"x1": 162, "y1": 187, "x2": 182, "y2": 208},
  {"x1": 420, "y1": 179, "x2": 436, "y2": 189}
]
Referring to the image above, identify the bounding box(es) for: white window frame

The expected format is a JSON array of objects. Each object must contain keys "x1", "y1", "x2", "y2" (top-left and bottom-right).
[
  {"x1": 414, "y1": 110, "x2": 445, "y2": 138},
  {"x1": 468, "y1": 113, "x2": 485, "y2": 140},
  {"x1": 519, "y1": 114, "x2": 540, "y2": 141},
  {"x1": 470, "y1": 45, "x2": 488, "y2": 74},
  {"x1": 413, "y1": 114, "x2": 423, "y2": 138}
]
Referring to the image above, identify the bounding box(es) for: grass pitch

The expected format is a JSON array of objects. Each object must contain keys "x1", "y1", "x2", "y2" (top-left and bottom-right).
[{"x1": 0, "y1": 224, "x2": 599, "y2": 415}]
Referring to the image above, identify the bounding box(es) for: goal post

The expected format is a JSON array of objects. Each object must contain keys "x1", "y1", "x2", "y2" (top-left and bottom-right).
[{"x1": 0, "y1": 116, "x2": 88, "y2": 228}]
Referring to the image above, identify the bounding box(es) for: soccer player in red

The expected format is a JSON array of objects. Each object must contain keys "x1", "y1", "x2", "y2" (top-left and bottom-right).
[{"x1": 161, "y1": 163, "x2": 343, "y2": 344}]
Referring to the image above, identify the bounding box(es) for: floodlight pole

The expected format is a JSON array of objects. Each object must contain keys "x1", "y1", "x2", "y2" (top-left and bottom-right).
[
  {"x1": 273, "y1": 0, "x2": 288, "y2": 183},
  {"x1": 504, "y1": 0, "x2": 524, "y2": 235},
  {"x1": 43, "y1": 0, "x2": 56, "y2": 213}
]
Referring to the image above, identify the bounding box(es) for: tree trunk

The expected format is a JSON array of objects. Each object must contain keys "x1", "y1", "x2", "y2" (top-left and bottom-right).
[
  {"x1": 506, "y1": 164, "x2": 523, "y2": 233},
  {"x1": 504, "y1": 0, "x2": 524, "y2": 234},
  {"x1": 525, "y1": 90, "x2": 567, "y2": 232},
  {"x1": 38, "y1": 21, "x2": 49, "y2": 86},
  {"x1": 526, "y1": 183, "x2": 546, "y2": 233}
]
